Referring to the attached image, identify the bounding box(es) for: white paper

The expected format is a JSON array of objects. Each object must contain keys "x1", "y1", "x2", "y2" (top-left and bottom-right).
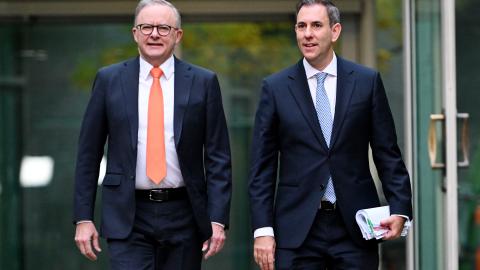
[{"x1": 355, "y1": 206, "x2": 410, "y2": 240}]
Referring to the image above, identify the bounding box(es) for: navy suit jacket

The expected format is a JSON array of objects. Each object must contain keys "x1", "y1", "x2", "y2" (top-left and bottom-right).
[
  {"x1": 248, "y1": 57, "x2": 412, "y2": 248},
  {"x1": 74, "y1": 56, "x2": 232, "y2": 242}
]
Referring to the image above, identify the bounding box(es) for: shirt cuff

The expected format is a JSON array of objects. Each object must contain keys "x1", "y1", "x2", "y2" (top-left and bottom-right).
[
  {"x1": 392, "y1": 214, "x2": 412, "y2": 236},
  {"x1": 212, "y1": 222, "x2": 225, "y2": 228},
  {"x1": 76, "y1": 220, "x2": 93, "y2": 225},
  {"x1": 253, "y1": 227, "x2": 275, "y2": 238},
  {"x1": 392, "y1": 214, "x2": 410, "y2": 222}
]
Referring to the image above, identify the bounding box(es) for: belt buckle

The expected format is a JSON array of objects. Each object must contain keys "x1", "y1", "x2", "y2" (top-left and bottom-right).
[
  {"x1": 322, "y1": 201, "x2": 336, "y2": 211},
  {"x1": 149, "y1": 189, "x2": 166, "y2": 202},
  {"x1": 330, "y1": 202, "x2": 336, "y2": 211}
]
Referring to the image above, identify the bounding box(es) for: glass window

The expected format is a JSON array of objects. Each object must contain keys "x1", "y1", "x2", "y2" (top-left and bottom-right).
[
  {"x1": 15, "y1": 21, "x2": 299, "y2": 270},
  {"x1": 456, "y1": 0, "x2": 480, "y2": 269}
]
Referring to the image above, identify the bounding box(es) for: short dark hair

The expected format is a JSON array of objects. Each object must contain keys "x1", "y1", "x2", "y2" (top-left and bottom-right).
[{"x1": 296, "y1": 0, "x2": 341, "y2": 26}]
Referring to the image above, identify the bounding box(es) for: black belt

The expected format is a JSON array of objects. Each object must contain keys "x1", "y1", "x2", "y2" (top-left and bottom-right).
[
  {"x1": 320, "y1": 201, "x2": 336, "y2": 211},
  {"x1": 135, "y1": 187, "x2": 188, "y2": 202}
]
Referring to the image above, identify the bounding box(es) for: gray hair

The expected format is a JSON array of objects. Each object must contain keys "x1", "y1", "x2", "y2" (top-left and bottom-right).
[
  {"x1": 296, "y1": 0, "x2": 340, "y2": 26},
  {"x1": 134, "y1": 0, "x2": 182, "y2": 27}
]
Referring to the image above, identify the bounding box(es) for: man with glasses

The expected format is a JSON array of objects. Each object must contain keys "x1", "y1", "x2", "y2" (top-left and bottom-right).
[
  {"x1": 73, "y1": 0, "x2": 232, "y2": 269},
  {"x1": 248, "y1": 0, "x2": 412, "y2": 269}
]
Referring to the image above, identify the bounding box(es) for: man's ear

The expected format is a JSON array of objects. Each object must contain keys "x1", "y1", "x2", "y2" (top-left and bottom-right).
[
  {"x1": 175, "y1": 29, "x2": 184, "y2": 45},
  {"x1": 132, "y1": 27, "x2": 139, "y2": 43},
  {"x1": 331, "y1": 23, "x2": 342, "y2": 43}
]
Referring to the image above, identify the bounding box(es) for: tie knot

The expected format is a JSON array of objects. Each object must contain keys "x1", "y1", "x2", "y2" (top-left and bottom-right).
[
  {"x1": 315, "y1": 72, "x2": 328, "y2": 83},
  {"x1": 150, "y1": 67, "x2": 163, "y2": 79}
]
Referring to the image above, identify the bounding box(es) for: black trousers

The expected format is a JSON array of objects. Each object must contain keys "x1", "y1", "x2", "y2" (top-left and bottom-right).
[
  {"x1": 107, "y1": 197, "x2": 203, "y2": 270},
  {"x1": 276, "y1": 209, "x2": 379, "y2": 270}
]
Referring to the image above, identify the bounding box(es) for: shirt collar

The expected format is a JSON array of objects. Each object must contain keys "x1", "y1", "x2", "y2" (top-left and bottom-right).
[
  {"x1": 303, "y1": 53, "x2": 337, "y2": 79},
  {"x1": 139, "y1": 55, "x2": 175, "y2": 81}
]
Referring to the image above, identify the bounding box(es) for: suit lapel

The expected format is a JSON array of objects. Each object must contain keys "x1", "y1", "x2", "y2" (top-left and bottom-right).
[
  {"x1": 330, "y1": 57, "x2": 355, "y2": 149},
  {"x1": 120, "y1": 57, "x2": 140, "y2": 153},
  {"x1": 173, "y1": 57, "x2": 193, "y2": 146},
  {"x1": 288, "y1": 60, "x2": 329, "y2": 151}
]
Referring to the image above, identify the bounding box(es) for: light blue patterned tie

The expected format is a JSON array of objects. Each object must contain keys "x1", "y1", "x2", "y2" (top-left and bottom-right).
[{"x1": 315, "y1": 72, "x2": 336, "y2": 203}]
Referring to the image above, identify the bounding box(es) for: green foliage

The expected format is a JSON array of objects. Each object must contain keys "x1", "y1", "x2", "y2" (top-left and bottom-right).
[
  {"x1": 71, "y1": 34, "x2": 137, "y2": 91},
  {"x1": 376, "y1": 0, "x2": 402, "y2": 33},
  {"x1": 71, "y1": 23, "x2": 299, "y2": 92},
  {"x1": 182, "y1": 22, "x2": 299, "y2": 89},
  {"x1": 375, "y1": 0, "x2": 402, "y2": 74}
]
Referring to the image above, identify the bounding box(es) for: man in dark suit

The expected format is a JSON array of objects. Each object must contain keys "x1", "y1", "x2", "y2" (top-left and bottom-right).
[
  {"x1": 248, "y1": 1, "x2": 412, "y2": 269},
  {"x1": 73, "y1": 1, "x2": 232, "y2": 269}
]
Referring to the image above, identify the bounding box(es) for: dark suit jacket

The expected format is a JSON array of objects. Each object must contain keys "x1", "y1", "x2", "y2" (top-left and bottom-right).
[
  {"x1": 248, "y1": 57, "x2": 412, "y2": 248},
  {"x1": 73, "y1": 56, "x2": 232, "y2": 242}
]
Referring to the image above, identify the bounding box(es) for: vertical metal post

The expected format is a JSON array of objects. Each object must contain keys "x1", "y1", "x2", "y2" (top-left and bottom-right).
[
  {"x1": 403, "y1": 0, "x2": 416, "y2": 269},
  {"x1": 441, "y1": 0, "x2": 458, "y2": 269}
]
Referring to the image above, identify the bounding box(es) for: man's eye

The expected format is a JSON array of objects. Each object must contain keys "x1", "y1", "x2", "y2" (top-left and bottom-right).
[
  {"x1": 158, "y1": 26, "x2": 170, "y2": 31},
  {"x1": 313, "y1": 23, "x2": 322, "y2": 28},
  {"x1": 142, "y1": 25, "x2": 153, "y2": 30}
]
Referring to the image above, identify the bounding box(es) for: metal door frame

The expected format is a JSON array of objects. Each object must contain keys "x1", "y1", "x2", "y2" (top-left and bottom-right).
[{"x1": 405, "y1": 0, "x2": 459, "y2": 269}]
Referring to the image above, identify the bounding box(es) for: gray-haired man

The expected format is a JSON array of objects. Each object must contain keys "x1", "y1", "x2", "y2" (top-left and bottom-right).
[{"x1": 73, "y1": 1, "x2": 232, "y2": 269}]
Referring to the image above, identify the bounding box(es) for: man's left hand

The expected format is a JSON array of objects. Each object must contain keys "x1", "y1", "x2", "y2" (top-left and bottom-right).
[
  {"x1": 202, "y1": 223, "x2": 226, "y2": 259},
  {"x1": 380, "y1": 215, "x2": 406, "y2": 240}
]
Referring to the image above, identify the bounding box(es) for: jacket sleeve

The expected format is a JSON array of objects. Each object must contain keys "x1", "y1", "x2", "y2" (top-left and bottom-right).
[
  {"x1": 73, "y1": 70, "x2": 108, "y2": 223},
  {"x1": 204, "y1": 74, "x2": 233, "y2": 227},
  {"x1": 369, "y1": 72, "x2": 413, "y2": 220},
  {"x1": 248, "y1": 79, "x2": 279, "y2": 230}
]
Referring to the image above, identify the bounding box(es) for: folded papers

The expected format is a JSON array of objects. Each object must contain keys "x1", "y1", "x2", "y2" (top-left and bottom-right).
[{"x1": 355, "y1": 206, "x2": 410, "y2": 240}]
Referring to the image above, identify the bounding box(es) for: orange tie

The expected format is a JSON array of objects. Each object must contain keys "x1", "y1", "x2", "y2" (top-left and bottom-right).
[{"x1": 146, "y1": 67, "x2": 166, "y2": 184}]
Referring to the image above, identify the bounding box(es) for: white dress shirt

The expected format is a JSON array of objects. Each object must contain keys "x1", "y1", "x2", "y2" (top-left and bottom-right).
[
  {"x1": 253, "y1": 55, "x2": 338, "y2": 239},
  {"x1": 136, "y1": 56, "x2": 224, "y2": 228},
  {"x1": 135, "y1": 55, "x2": 185, "y2": 189}
]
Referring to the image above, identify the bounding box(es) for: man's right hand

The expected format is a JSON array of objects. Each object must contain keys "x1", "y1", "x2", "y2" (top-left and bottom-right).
[
  {"x1": 253, "y1": 236, "x2": 276, "y2": 270},
  {"x1": 74, "y1": 222, "x2": 102, "y2": 261}
]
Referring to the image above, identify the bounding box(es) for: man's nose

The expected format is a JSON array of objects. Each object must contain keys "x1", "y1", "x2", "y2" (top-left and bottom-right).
[
  {"x1": 304, "y1": 26, "x2": 313, "y2": 37},
  {"x1": 150, "y1": 27, "x2": 160, "y2": 38}
]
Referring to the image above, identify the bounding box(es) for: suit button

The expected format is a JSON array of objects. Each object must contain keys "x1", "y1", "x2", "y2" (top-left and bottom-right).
[
  {"x1": 320, "y1": 184, "x2": 325, "y2": 190},
  {"x1": 130, "y1": 175, "x2": 134, "y2": 180}
]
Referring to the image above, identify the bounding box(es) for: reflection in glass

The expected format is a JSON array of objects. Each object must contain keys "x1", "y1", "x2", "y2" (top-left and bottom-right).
[{"x1": 20, "y1": 156, "x2": 54, "y2": 188}]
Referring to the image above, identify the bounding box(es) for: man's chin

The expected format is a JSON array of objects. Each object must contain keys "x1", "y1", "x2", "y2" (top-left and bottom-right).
[
  {"x1": 146, "y1": 51, "x2": 166, "y2": 58},
  {"x1": 303, "y1": 54, "x2": 319, "y2": 63},
  {"x1": 301, "y1": 48, "x2": 317, "y2": 58},
  {"x1": 143, "y1": 52, "x2": 166, "y2": 61}
]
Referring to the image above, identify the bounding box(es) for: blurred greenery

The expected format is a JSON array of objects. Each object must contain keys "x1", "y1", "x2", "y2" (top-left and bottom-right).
[
  {"x1": 459, "y1": 148, "x2": 480, "y2": 269},
  {"x1": 71, "y1": 35, "x2": 138, "y2": 90},
  {"x1": 182, "y1": 22, "x2": 298, "y2": 89},
  {"x1": 456, "y1": 0, "x2": 480, "y2": 267},
  {"x1": 375, "y1": 0, "x2": 402, "y2": 74},
  {"x1": 71, "y1": 22, "x2": 300, "y2": 92}
]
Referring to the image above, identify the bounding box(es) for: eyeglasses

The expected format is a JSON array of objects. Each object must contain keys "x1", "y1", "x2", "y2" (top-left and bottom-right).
[{"x1": 135, "y1": 24, "x2": 178, "y2": 36}]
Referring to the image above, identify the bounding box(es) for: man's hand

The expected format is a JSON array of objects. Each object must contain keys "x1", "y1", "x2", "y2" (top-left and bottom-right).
[
  {"x1": 202, "y1": 223, "x2": 226, "y2": 259},
  {"x1": 74, "y1": 222, "x2": 102, "y2": 261},
  {"x1": 254, "y1": 236, "x2": 276, "y2": 270},
  {"x1": 380, "y1": 215, "x2": 406, "y2": 240}
]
